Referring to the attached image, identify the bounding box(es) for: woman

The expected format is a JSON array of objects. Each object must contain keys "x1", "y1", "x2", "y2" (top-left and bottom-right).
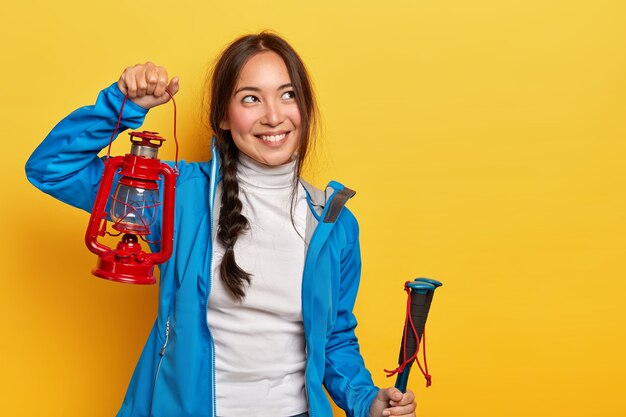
[{"x1": 26, "y1": 32, "x2": 416, "y2": 417}]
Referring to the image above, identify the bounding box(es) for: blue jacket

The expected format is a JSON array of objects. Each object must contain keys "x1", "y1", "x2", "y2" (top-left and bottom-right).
[{"x1": 25, "y1": 84, "x2": 379, "y2": 417}]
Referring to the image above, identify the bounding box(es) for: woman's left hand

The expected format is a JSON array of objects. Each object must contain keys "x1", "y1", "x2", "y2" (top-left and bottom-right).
[{"x1": 369, "y1": 387, "x2": 416, "y2": 417}]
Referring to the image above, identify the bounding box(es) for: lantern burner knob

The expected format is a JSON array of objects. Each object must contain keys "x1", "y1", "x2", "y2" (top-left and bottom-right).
[
  {"x1": 122, "y1": 234, "x2": 139, "y2": 244},
  {"x1": 115, "y1": 234, "x2": 146, "y2": 262}
]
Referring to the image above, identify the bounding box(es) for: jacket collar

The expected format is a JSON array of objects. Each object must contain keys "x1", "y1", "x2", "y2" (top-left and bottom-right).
[{"x1": 207, "y1": 138, "x2": 355, "y2": 244}]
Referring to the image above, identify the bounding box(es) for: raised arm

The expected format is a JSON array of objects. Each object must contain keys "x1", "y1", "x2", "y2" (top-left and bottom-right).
[{"x1": 25, "y1": 63, "x2": 179, "y2": 212}]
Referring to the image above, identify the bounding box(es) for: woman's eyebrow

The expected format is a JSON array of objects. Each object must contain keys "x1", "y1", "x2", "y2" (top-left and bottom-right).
[
  {"x1": 234, "y1": 83, "x2": 293, "y2": 95},
  {"x1": 234, "y1": 86, "x2": 261, "y2": 95}
]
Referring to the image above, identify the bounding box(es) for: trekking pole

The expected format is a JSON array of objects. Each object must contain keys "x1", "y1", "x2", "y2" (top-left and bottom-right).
[{"x1": 385, "y1": 278, "x2": 442, "y2": 393}]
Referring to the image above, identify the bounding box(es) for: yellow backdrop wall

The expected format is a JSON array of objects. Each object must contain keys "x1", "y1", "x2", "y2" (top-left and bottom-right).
[{"x1": 1, "y1": 0, "x2": 625, "y2": 416}]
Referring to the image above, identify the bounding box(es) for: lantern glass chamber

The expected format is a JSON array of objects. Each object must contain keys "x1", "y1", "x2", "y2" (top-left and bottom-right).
[{"x1": 110, "y1": 182, "x2": 159, "y2": 235}]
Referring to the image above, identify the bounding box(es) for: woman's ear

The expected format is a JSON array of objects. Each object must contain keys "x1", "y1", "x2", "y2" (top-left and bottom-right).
[{"x1": 219, "y1": 118, "x2": 230, "y2": 130}]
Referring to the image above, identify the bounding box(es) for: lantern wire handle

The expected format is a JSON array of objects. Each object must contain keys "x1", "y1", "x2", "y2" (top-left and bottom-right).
[
  {"x1": 106, "y1": 89, "x2": 180, "y2": 174},
  {"x1": 106, "y1": 95, "x2": 128, "y2": 159},
  {"x1": 166, "y1": 90, "x2": 180, "y2": 174}
]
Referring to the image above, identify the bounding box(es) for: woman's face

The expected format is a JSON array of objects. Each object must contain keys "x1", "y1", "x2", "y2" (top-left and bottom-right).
[{"x1": 221, "y1": 51, "x2": 302, "y2": 167}]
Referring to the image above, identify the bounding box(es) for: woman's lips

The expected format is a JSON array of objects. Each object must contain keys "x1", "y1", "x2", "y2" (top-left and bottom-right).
[{"x1": 255, "y1": 131, "x2": 289, "y2": 146}]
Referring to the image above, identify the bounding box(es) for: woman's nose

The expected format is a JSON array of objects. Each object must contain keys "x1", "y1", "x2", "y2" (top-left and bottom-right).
[{"x1": 261, "y1": 102, "x2": 283, "y2": 126}]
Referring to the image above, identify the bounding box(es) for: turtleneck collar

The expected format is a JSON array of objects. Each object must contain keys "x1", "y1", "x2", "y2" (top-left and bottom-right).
[{"x1": 236, "y1": 152, "x2": 297, "y2": 191}]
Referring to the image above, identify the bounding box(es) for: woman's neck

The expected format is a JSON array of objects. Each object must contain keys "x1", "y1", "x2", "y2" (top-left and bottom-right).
[{"x1": 236, "y1": 152, "x2": 297, "y2": 190}]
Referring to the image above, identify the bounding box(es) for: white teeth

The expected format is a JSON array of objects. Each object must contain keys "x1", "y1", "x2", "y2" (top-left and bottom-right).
[{"x1": 258, "y1": 133, "x2": 287, "y2": 142}]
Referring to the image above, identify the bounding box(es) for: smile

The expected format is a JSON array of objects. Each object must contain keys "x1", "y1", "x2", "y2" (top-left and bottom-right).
[{"x1": 256, "y1": 132, "x2": 289, "y2": 143}]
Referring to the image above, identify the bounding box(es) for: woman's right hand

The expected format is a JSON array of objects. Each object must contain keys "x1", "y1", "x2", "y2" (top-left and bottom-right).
[{"x1": 118, "y1": 62, "x2": 180, "y2": 110}]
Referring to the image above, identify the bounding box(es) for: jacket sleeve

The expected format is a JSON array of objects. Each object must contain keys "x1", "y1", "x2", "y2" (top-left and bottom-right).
[
  {"x1": 323, "y1": 214, "x2": 380, "y2": 417},
  {"x1": 25, "y1": 82, "x2": 148, "y2": 213}
]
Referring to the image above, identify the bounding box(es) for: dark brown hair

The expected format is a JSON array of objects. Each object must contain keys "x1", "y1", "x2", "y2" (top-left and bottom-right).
[{"x1": 208, "y1": 31, "x2": 318, "y2": 301}]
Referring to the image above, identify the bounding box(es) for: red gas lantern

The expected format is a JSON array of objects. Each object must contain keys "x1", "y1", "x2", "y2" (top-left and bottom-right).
[{"x1": 85, "y1": 130, "x2": 177, "y2": 284}]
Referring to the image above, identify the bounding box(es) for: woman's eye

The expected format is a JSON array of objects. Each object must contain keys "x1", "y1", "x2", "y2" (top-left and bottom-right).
[
  {"x1": 242, "y1": 95, "x2": 259, "y2": 103},
  {"x1": 281, "y1": 91, "x2": 296, "y2": 100}
]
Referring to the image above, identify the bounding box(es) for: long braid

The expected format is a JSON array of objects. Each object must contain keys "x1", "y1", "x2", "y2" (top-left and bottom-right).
[{"x1": 217, "y1": 135, "x2": 251, "y2": 301}]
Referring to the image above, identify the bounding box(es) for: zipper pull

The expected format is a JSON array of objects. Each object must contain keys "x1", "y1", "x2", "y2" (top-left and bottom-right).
[{"x1": 160, "y1": 318, "x2": 170, "y2": 356}]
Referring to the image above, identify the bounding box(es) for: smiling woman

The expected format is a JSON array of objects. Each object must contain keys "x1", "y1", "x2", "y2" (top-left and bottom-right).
[
  {"x1": 24, "y1": 31, "x2": 417, "y2": 417},
  {"x1": 208, "y1": 36, "x2": 316, "y2": 306}
]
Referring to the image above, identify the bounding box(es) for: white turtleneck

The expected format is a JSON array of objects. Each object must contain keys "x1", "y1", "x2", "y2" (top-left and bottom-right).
[{"x1": 207, "y1": 153, "x2": 309, "y2": 417}]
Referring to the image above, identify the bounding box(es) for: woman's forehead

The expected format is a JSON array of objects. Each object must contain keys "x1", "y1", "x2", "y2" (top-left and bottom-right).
[{"x1": 235, "y1": 51, "x2": 292, "y2": 90}]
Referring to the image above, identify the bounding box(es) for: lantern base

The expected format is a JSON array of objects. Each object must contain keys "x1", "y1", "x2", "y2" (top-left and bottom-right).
[{"x1": 92, "y1": 255, "x2": 156, "y2": 285}]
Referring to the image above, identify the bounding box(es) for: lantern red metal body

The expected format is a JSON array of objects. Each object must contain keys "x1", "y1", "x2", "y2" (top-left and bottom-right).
[{"x1": 85, "y1": 131, "x2": 176, "y2": 284}]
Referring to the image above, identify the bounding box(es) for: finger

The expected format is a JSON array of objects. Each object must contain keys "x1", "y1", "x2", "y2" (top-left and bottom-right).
[
  {"x1": 167, "y1": 76, "x2": 180, "y2": 97},
  {"x1": 124, "y1": 67, "x2": 138, "y2": 98},
  {"x1": 117, "y1": 67, "x2": 130, "y2": 95},
  {"x1": 376, "y1": 387, "x2": 402, "y2": 405},
  {"x1": 145, "y1": 63, "x2": 160, "y2": 95},
  {"x1": 117, "y1": 68, "x2": 129, "y2": 95},
  {"x1": 153, "y1": 67, "x2": 169, "y2": 97},
  {"x1": 386, "y1": 387, "x2": 404, "y2": 403},
  {"x1": 390, "y1": 390, "x2": 415, "y2": 407},
  {"x1": 117, "y1": 77, "x2": 127, "y2": 95},
  {"x1": 134, "y1": 62, "x2": 150, "y2": 97},
  {"x1": 384, "y1": 401, "x2": 416, "y2": 416}
]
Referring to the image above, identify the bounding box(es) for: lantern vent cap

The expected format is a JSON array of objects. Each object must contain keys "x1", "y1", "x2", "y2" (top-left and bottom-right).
[{"x1": 129, "y1": 131, "x2": 165, "y2": 159}]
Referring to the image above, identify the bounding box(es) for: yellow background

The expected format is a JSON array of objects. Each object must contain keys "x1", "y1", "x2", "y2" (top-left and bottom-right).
[{"x1": 1, "y1": 0, "x2": 625, "y2": 416}]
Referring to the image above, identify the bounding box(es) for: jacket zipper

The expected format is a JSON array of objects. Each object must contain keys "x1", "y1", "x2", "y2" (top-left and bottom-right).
[
  {"x1": 159, "y1": 317, "x2": 170, "y2": 356},
  {"x1": 207, "y1": 157, "x2": 218, "y2": 417},
  {"x1": 304, "y1": 346, "x2": 313, "y2": 417},
  {"x1": 206, "y1": 283, "x2": 217, "y2": 417},
  {"x1": 153, "y1": 316, "x2": 170, "y2": 391}
]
